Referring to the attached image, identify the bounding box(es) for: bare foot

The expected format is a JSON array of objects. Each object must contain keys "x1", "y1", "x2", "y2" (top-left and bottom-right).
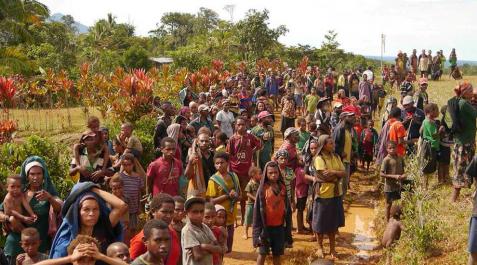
[
  {"x1": 330, "y1": 251, "x2": 338, "y2": 260},
  {"x1": 242, "y1": 234, "x2": 248, "y2": 240}
]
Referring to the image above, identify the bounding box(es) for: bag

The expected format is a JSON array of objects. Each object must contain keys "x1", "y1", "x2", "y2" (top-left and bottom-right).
[{"x1": 447, "y1": 97, "x2": 463, "y2": 135}]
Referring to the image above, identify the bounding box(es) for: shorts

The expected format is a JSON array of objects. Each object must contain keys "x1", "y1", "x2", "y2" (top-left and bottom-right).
[
  {"x1": 294, "y1": 94, "x2": 303, "y2": 107},
  {"x1": 437, "y1": 145, "x2": 451, "y2": 165},
  {"x1": 385, "y1": 191, "x2": 401, "y2": 204},
  {"x1": 244, "y1": 203, "x2": 254, "y2": 225},
  {"x1": 129, "y1": 213, "x2": 138, "y2": 230},
  {"x1": 469, "y1": 216, "x2": 477, "y2": 253},
  {"x1": 296, "y1": 197, "x2": 307, "y2": 211},
  {"x1": 453, "y1": 143, "x2": 476, "y2": 188},
  {"x1": 258, "y1": 226, "x2": 285, "y2": 256}
]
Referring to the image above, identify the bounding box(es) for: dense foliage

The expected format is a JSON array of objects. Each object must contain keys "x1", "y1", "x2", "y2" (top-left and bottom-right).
[
  {"x1": 0, "y1": 135, "x2": 73, "y2": 198},
  {"x1": 1, "y1": 1, "x2": 378, "y2": 76}
]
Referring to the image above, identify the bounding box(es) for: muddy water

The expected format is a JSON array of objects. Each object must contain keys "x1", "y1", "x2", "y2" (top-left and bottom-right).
[{"x1": 343, "y1": 204, "x2": 380, "y2": 263}]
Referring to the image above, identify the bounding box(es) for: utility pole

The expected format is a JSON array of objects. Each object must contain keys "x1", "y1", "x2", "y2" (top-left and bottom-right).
[
  {"x1": 381, "y1": 33, "x2": 386, "y2": 72},
  {"x1": 223, "y1": 4, "x2": 235, "y2": 23}
]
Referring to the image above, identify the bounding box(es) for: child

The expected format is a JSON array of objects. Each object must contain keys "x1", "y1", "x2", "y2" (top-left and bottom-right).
[
  {"x1": 381, "y1": 205, "x2": 403, "y2": 248},
  {"x1": 206, "y1": 152, "x2": 241, "y2": 253},
  {"x1": 243, "y1": 166, "x2": 261, "y2": 239},
  {"x1": 171, "y1": 196, "x2": 185, "y2": 265},
  {"x1": 253, "y1": 161, "x2": 292, "y2": 265},
  {"x1": 276, "y1": 150, "x2": 296, "y2": 212},
  {"x1": 119, "y1": 153, "x2": 144, "y2": 235},
  {"x1": 101, "y1": 127, "x2": 115, "y2": 155},
  {"x1": 437, "y1": 105, "x2": 452, "y2": 185},
  {"x1": 3, "y1": 175, "x2": 37, "y2": 231},
  {"x1": 294, "y1": 165, "x2": 310, "y2": 234},
  {"x1": 16, "y1": 228, "x2": 48, "y2": 265},
  {"x1": 73, "y1": 116, "x2": 110, "y2": 177},
  {"x1": 171, "y1": 196, "x2": 186, "y2": 242},
  {"x1": 131, "y1": 219, "x2": 171, "y2": 265},
  {"x1": 203, "y1": 203, "x2": 227, "y2": 265},
  {"x1": 420, "y1": 103, "x2": 440, "y2": 188},
  {"x1": 182, "y1": 196, "x2": 225, "y2": 265},
  {"x1": 250, "y1": 115, "x2": 258, "y2": 129},
  {"x1": 297, "y1": 117, "x2": 310, "y2": 152},
  {"x1": 111, "y1": 138, "x2": 125, "y2": 170},
  {"x1": 360, "y1": 119, "x2": 378, "y2": 172},
  {"x1": 304, "y1": 87, "x2": 319, "y2": 116},
  {"x1": 106, "y1": 242, "x2": 131, "y2": 263},
  {"x1": 36, "y1": 234, "x2": 125, "y2": 265},
  {"x1": 130, "y1": 193, "x2": 181, "y2": 265},
  {"x1": 108, "y1": 174, "x2": 130, "y2": 245},
  {"x1": 381, "y1": 142, "x2": 406, "y2": 221},
  {"x1": 214, "y1": 131, "x2": 228, "y2": 153}
]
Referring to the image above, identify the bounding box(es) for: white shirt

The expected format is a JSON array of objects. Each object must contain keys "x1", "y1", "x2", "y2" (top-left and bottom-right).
[
  {"x1": 216, "y1": 109, "x2": 235, "y2": 137},
  {"x1": 363, "y1": 69, "x2": 374, "y2": 81}
]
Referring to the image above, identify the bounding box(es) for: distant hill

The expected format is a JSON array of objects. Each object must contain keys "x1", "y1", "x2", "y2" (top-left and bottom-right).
[
  {"x1": 48, "y1": 13, "x2": 89, "y2": 34},
  {"x1": 364, "y1": 55, "x2": 477, "y2": 66}
]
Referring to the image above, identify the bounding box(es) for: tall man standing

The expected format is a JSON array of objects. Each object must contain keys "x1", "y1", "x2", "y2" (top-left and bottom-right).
[{"x1": 226, "y1": 117, "x2": 262, "y2": 225}]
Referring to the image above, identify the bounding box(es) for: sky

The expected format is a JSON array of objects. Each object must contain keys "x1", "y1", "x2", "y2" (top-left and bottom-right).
[{"x1": 40, "y1": 0, "x2": 477, "y2": 61}]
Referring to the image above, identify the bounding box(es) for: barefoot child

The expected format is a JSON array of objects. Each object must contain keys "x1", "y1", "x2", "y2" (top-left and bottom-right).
[
  {"x1": 16, "y1": 228, "x2": 48, "y2": 265},
  {"x1": 243, "y1": 166, "x2": 261, "y2": 239},
  {"x1": 181, "y1": 196, "x2": 226, "y2": 265},
  {"x1": 381, "y1": 142, "x2": 406, "y2": 221},
  {"x1": 381, "y1": 205, "x2": 404, "y2": 248},
  {"x1": 3, "y1": 175, "x2": 37, "y2": 231},
  {"x1": 360, "y1": 119, "x2": 378, "y2": 172},
  {"x1": 420, "y1": 103, "x2": 441, "y2": 188},
  {"x1": 119, "y1": 153, "x2": 144, "y2": 235},
  {"x1": 253, "y1": 161, "x2": 292, "y2": 265}
]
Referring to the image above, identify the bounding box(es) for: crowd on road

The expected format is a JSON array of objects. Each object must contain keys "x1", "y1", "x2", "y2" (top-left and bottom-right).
[{"x1": 3, "y1": 48, "x2": 477, "y2": 265}]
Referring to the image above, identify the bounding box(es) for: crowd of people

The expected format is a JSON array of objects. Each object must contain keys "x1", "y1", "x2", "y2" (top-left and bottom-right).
[{"x1": 2, "y1": 47, "x2": 477, "y2": 265}]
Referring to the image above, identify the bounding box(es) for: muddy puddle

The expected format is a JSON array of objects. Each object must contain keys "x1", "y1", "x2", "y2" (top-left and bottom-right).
[{"x1": 343, "y1": 203, "x2": 380, "y2": 263}]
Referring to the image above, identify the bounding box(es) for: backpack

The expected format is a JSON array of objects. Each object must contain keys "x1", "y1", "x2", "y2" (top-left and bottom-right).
[{"x1": 447, "y1": 96, "x2": 463, "y2": 135}]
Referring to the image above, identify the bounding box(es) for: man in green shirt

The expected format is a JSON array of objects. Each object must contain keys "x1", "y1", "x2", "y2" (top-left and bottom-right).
[
  {"x1": 304, "y1": 87, "x2": 319, "y2": 116},
  {"x1": 251, "y1": 111, "x2": 274, "y2": 171}
]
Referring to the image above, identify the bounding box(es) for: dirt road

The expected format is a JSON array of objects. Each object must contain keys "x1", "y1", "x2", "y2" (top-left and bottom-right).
[{"x1": 223, "y1": 112, "x2": 382, "y2": 265}]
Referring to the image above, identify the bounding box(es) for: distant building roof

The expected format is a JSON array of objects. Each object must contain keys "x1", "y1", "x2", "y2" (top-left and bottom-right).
[{"x1": 149, "y1": 57, "x2": 174, "y2": 64}]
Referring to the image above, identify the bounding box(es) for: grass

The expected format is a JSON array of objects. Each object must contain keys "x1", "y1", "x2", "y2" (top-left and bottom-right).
[
  {"x1": 2, "y1": 107, "x2": 103, "y2": 145},
  {"x1": 374, "y1": 75, "x2": 477, "y2": 264}
]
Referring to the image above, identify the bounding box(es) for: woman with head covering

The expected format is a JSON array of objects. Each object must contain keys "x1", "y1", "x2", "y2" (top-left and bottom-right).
[
  {"x1": 167, "y1": 123, "x2": 182, "y2": 162},
  {"x1": 450, "y1": 82, "x2": 477, "y2": 202},
  {"x1": 0, "y1": 156, "x2": 64, "y2": 263},
  {"x1": 311, "y1": 135, "x2": 346, "y2": 259},
  {"x1": 49, "y1": 182, "x2": 127, "y2": 261}
]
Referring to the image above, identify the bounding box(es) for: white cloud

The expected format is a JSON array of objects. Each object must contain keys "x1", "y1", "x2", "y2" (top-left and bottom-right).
[{"x1": 40, "y1": 0, "x2": 477, "y2": 60}]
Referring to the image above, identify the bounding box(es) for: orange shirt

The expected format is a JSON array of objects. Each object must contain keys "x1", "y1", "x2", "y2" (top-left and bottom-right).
[
  {"x1": 388, "y1": 118, "x2": 407, "y2": 157},
  {"x1": 264, "y1": 183, "x2": 286, "y2": 226}
]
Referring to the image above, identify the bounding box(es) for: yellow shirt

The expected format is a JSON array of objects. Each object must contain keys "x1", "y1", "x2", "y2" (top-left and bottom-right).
[
  {"x1": 343, "y1": 130, "x2": 352, "y2": 163},
  {"x1": 206, "y1": 172, "x2": 239, "y2": 225},
  {"x1": 313, "y1": 154, "x2": 345, "y2": 198}
]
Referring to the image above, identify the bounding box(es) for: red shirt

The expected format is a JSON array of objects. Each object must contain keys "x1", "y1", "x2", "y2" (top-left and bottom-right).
[
  {"x1": 212, "y1": 226, "x2": 223, "y2": 265},
  {"x1": 264, "y1": 183, "x2": 286, "y2": 226},
  {"x1": 226, "y1": 133, "x2": 261, "y2": 178},
  {"x1": 147, "y1": 157, "x2": 183, "y2": 196},
  {"x1": 130, "y1": 226, "x2": 180, "y2": 265}
]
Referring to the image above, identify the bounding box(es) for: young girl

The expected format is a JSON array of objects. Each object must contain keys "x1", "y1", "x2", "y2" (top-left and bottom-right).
[
  {"x1": 360, "y1": 119, "x2": 378, "y2": 172},
  {"x1": 243, "y1": 166, "x2": 261, "y2": 239},
  {"x1": 108, "y1": 174, "x2": 130, "y2": 245},
  {"x1": 253, "y1": 161, "x2": 292, "y2": 265},
  {"x1": 204, "y1": 203, "x2": 227, "y2": 265},
  {"x1": 119, "y1": 153, "x2": 144, "y2": 236},
  {"x1": 206, "y1": 152, "x2": 241, "y2": 254},
  {"x1": 420, "y1": 103, "x2": 440, "y2": 188}
]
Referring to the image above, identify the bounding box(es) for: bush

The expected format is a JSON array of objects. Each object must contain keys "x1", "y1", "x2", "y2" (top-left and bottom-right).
[{"x1": 0, "y1": 135, "x2": 73, "y2": 199}]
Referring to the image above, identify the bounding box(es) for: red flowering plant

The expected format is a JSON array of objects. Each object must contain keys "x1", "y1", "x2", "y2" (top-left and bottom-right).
[
  {"x1": 109, "y1": 68, "x2": 154, "y2": 123},
  {"x1": 0, "y1": 77, "x2": 18, "y2": 143}
]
